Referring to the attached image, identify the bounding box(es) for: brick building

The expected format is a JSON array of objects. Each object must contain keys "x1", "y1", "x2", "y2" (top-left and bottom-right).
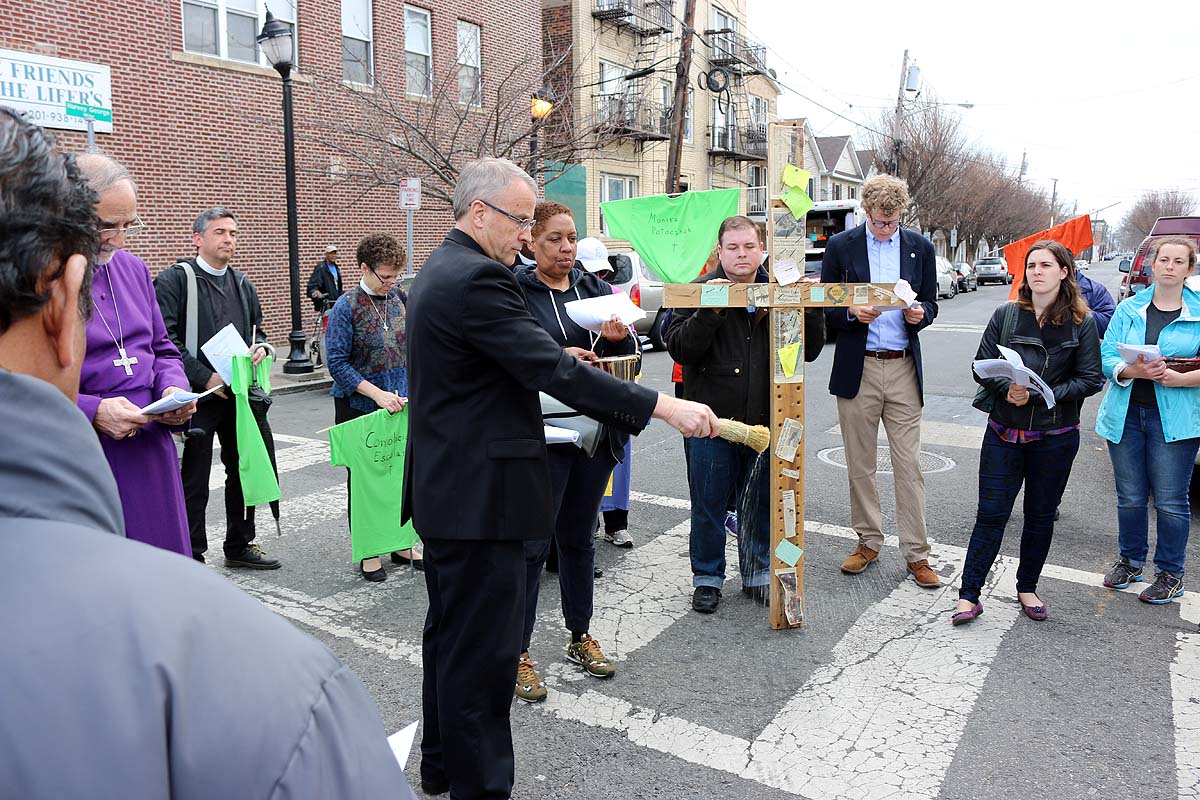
[{"x1": 0, "y1": 0, "x2": 542, "y2": 341}]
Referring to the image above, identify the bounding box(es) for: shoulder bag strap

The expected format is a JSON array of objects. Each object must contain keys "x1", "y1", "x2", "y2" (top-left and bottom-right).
[{"x1": 174, "y1": 261, "x2": 199, "y2": 357}]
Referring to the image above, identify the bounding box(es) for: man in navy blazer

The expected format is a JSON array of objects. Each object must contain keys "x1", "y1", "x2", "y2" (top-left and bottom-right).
[
  {"x1": 820, "y1": 175, "x2": 941, "y2": 589},
  {"x1": 402, "y1": 158, "x2": 719, "y2": 800}
]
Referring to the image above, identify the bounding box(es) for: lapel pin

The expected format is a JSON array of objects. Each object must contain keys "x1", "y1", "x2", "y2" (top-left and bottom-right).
[{"x1": 910, "y1": 253, "x2": 916, "y2": 258}]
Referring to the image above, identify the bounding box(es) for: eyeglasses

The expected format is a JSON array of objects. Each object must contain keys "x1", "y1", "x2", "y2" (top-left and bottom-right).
[
  {"x1": 479, "y1": 200, "x2": 535, "y2": 230},
  {"x1": 99, "y1": 216, "x2": 147, "y2": 240},
  {"x1": 868, "y1": 215, "x2": 900, "y2": 231}
]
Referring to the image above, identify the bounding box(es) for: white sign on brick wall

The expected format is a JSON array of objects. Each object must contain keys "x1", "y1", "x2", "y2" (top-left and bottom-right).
[
  {"x1": 399, "y1": 178, "x2": 421, "y2": 210},
  {"x1": 0, "y1": 49, "x2": 113, "y2": 134}
]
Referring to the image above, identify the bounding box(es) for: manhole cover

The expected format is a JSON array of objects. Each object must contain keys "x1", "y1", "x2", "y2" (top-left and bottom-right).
[{"x1": 817, "y1": 446, "x2": 955, "y2": 474}]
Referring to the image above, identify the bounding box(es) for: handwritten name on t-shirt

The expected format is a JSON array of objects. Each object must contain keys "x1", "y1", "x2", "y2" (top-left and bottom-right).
[{"x1": 365, "y1": 429, "x2": 405, "y2": 470}]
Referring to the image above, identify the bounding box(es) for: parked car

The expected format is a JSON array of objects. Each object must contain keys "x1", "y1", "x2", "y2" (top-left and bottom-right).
[
  {"x1": 935, "y1": 257, "x2": 958, "y2": 299},
  {"x1": 954, "y1": 261, "x2": 978, "y2": 292},
  {"x1": 975, "y1": 255, "x2": 1011, "y2": 285},
  {"x1": 608, "y1": 250, "x2": 665, "y2": 349},
  {"x1": 1076, "y1": 258, "x2": 1089, "y2": 269},
  {"x1": 1118, "y1": 216, "x2": 1200, "y2": 302}
]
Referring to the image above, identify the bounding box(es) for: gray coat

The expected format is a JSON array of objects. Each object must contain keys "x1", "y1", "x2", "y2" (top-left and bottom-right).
[{"x1": 0, "y1": 372, "x2": 416, "y2": 799}]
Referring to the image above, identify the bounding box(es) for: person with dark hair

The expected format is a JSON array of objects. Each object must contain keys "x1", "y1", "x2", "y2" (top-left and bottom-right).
[
  {"x1": 510, "y1": 201, "x2": 636, "y2": 702},
  {"x1": 666, "y1": 215, "x2": 825, "y2": 614},
  {"x1": 1097, "y1": 236, "x2": 1200, "y2": 605},
  {"x1": 307, "y1": 244, "x2": 344, "y2": 311},
  {"x1": 74, "y1": 154, "x2": 195, "y2": 556},
  {"x1": 0, "y1": 107, "x2": 415, "y2": 800},
  {"x1": 953, "y1": 240, "x2": 1102, "y2": 625},
  {"x1": 822, "y1": 174, "x2": 942, "y2": 589},
  {"x1": 154, "y1": 208, "x2": 280, "y2": 568},
  {"x1": 402, "y1": 157, "x2": 718, "y2": 800},
  {"x1": 326, "y1": 232, "x2": 420, "y2": 581}
]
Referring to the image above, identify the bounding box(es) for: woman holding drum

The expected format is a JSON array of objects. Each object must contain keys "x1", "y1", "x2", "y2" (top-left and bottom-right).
[{"x1": 511, "y1": 201, "x2": 638, "y2": 703}]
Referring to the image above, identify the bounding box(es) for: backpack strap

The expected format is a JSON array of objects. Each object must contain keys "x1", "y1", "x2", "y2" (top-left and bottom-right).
[
  {"x1": 173, "y1": 261, "x2": 199, "y2": 356},
  {"x1": 999, "y1": 301, "x2": 1018, "y2": 347}
]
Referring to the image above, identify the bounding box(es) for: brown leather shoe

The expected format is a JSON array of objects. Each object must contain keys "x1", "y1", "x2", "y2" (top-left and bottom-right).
[
  {"x1": 907, "y1": 559, "x2": 941, "y2": 588},
  {"x1": 841, "y1": 542, "x2": 880, "y2": 574}
]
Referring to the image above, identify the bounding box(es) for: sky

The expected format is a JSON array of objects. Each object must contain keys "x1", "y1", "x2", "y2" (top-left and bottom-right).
[{"x1": 746, "y1": 0, "x2": 1197, "y2": 229}]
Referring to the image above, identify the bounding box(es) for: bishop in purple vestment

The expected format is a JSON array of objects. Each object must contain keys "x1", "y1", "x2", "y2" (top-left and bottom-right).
[{"x1": 76, "y1": 156, "x2": 194, "y2": 556}]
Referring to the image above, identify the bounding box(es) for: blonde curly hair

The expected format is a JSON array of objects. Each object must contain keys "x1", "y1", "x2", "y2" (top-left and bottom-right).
[{"x1": 860, "y1": 175, "x2": 911, "y2": 216}]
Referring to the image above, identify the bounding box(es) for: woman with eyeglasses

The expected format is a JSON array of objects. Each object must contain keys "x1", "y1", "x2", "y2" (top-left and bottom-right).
[
  {"x1": 953, "y1": 240, "x2": 1102, "y2": 626},
  {"x1": 325, "y1": 233, "x2": 421, "y2": 581},
  {"x1": 1097, "y1": 236, "x2": 1200, "y2": 605}
]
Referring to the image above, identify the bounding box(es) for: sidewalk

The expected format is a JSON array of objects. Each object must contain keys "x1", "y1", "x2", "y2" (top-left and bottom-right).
[{"x1": 268, "y1": 358, "x2": 333, "y2": 396}]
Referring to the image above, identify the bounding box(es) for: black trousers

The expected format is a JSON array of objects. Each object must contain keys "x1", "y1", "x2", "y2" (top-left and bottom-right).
[
  {"x1": 333, "y1": 395, "x2": 366, "y2": 554},
  {"x1": 522, "y1": 445, "x2": 617, "y2": 651},
  {"x1": 181, "y1": 395, "x2": 260, "y2": 557},
  {"x1": 421, "y1": 537, "x2": 525, "y2": 800}
]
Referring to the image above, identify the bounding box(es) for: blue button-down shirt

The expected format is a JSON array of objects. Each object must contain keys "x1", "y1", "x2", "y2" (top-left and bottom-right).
[{"x1": 864, "y1": 228, "x2": 909, "y2": 351}]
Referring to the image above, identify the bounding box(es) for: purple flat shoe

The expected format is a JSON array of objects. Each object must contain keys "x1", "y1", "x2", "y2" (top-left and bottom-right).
[
  {"x1": 1020, "y1": 599, "x2": 1049, "y2": 621},
  {"x1": 951, "y1": 601, "x2": 984, "y2": 626}
]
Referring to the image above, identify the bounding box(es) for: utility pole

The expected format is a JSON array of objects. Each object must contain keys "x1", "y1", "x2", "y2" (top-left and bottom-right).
[
  {"x1": 888, "y1": 49, "x2": 909, "y2": 176},
  {"x1": 1049, "y1": 178, "x2": 1058, "y2": 228},
  {"x1": 665, "y1": 0, "x2": 697, "y2": 195}
]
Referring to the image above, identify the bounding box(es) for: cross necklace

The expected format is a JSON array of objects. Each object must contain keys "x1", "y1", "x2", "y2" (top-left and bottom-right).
[{"x1": 95, "y1": 264, "x2": 138, "y2": 376}]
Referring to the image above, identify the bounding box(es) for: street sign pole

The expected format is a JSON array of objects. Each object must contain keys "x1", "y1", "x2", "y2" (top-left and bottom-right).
[
  {"x1": 398, "y1": 177, "x2": 422, "y2": 278},
  {"x1": 85, "y1": 116, "x2": 96, "y2": 153},
  {"x1": 406, "y1": 209, "x2": 414, "y2": 278}
]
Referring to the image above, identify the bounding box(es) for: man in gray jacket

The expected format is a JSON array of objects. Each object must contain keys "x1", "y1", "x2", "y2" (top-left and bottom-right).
[{"x1": 0, "y1": 107, "x2": 415, "y2": 800}]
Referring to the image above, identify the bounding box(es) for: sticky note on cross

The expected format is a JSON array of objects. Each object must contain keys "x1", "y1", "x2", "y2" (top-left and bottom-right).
[
  {"x1": 774, "y1": 538, "x2": 803, "y2": 567},
  {"x1": 777, "y1": 341, "x2": 800, "y2": 378}
]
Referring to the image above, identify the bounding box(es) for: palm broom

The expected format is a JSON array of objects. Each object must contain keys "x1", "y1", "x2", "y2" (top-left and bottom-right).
[{"x1": 716, "y1": 418, "x2": 771, "y2": 453}]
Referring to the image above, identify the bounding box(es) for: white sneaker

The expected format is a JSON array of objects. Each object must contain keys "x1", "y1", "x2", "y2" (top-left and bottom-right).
[{"x1": 604, "y1": 529, "x2": 634, "y2": 548}]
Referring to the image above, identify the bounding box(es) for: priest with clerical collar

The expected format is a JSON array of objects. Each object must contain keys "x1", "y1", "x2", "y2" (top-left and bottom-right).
[{"x1": 75, "y1": 154, "x2": 195, "y2": 557}]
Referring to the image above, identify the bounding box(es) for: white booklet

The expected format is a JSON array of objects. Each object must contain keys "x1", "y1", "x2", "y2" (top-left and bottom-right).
[
  {"x1": 200, "y1": 323, "x2": 250, "y2": 386},
  {"x1": 138, "y1": 386, "x2": 220, "y2": 415},
  {"x1": 1117, "y1": 343, "x2": 1162, "y2": 364},
  {"x1": 972, "y1": 344, "x2": 1056, "y2": 408},
  {"x1": 563, "y1": 293, "x2": 645, "y2": 333}
]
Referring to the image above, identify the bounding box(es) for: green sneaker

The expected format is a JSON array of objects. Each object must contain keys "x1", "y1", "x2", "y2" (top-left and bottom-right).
[
  {"x1": 565, "y1": 634, "x2": 616, "y2": 678},
  {"x1": 514, "y1": 653, "x2": 547, "y2": 703}
]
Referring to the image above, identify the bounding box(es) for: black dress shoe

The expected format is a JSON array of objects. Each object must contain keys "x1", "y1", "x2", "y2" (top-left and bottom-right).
[
  {"x1": 692, "y1": 586, "x2": 721, "y2": 614},
  {"x1": 390, "y1": 551, "x2": 425, "y2": 571},
  {"x1": 360, "y1": 559, "x2": 386, "y2": 582},
  {"x1": 741, "y1": 585, "x2": 768, "y2": 606},
  {"x1": 223, "y1": 544, "x2": 281, "y2": 570},
  {"x1": 420, "y1": 777, "x2": 450, "y2": 795}
]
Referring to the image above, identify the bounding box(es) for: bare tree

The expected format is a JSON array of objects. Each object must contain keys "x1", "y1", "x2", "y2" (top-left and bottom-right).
[{"x1": 1118, "y1": 189, "x2": 1198, "y2": 247}]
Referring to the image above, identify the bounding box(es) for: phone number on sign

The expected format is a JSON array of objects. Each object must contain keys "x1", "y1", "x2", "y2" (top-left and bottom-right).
[{"x1": 18, "y1": 107, "x2": 104, "y2": 127}]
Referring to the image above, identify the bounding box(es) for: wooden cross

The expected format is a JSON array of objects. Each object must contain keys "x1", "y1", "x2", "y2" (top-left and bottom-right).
[
  {"x1": 662, "y1": 280, "x2": 907, "y2": 628},
  {"x1": 660, "y1": 120, "x2": 908, "y2": 629},
  {"x1": 112, "y1": 347, "x2": 138, "y2": 376}
]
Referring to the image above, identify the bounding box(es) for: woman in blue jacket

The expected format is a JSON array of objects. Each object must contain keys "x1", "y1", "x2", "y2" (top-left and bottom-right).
[{"x1": 1097, "y1": 237, "x2": 1200, "y2": 604}]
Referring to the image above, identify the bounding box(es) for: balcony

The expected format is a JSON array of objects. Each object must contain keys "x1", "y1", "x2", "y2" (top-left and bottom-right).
[
  {"x1": 706, "y1": 30, "x2": 768, "y2": 74},
  {"x1": 592, "y1": 0, "x2": 672, "y2": 35},
  {"x1": 596, "y1": 94, "x2": 670, "y2": 140},
  {"x1": 709, "y1": 122, "x2": 768, "y2": 161}
]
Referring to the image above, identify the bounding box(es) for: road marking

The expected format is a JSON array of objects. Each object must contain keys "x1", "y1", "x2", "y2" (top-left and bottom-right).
[
  {"x1": 1174, "y1": 633, "x2": 1200, "y2": 799},
  {"x1": 208, "y1": 435, "x2": 330, "y2": 490},
  {"x1": 926, "y1": 323, "x2": 987, "y2": 334}
]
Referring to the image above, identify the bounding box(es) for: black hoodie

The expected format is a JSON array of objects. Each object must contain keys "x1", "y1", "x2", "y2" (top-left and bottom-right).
[{"x1": 516, "y1": 263, "x2": 638, "y2": 461}]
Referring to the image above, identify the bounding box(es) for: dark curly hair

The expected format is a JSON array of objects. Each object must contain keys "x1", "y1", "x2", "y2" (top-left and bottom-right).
[
  {"x1": 356, "y1": 233, "x2": 406, "y2": 272},
  {"x1": 0, "y1": 107, "x2": 99, "y2": 333},
  {"x1": 532, "y1": 201, "x2": 573, "y2": 238}
]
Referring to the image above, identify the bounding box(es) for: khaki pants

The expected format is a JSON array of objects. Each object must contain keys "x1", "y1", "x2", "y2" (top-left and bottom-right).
[{"x1": 836, "y1": 355, "x2": 930, "y2": 563}]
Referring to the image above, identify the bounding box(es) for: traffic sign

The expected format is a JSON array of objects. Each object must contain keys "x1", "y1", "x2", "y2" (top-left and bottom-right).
[
  {"x1": 399, "y1": 178, "x2": 421, "y2": 210},
  {"x1": 64, "y1": 101, "x2": 112, "y2": 124}
]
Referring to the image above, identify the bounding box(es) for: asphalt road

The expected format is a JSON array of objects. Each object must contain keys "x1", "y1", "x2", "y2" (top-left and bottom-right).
[{"x1": 200, "y1": 256, "x2": 1200, "y2": 800}]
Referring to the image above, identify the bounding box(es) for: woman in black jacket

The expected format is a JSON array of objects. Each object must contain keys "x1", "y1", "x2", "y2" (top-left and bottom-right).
[
  {"x1": 953, "y1": 240, "x2": 1103, "y2": 625},
  {"x1": 511, "y1": 201, "x2": 637, "y2": 703}
]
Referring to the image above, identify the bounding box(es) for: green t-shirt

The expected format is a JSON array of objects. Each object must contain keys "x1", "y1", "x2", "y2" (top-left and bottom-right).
[{"x1": 328, "y1": 408, "x2": 418, "y2": 560}]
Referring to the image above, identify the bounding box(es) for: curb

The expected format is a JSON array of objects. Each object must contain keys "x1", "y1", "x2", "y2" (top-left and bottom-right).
[{"x1": 272, "y1": 377, "x2": 334, "y2": 396}]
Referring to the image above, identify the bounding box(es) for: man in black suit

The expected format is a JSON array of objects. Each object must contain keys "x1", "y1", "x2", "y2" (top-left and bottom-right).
[
  {"x1": 821, "y1": 175, "x2": 941, "y2": 589},
  {"x1": 402, "y1": 157, "x2": 718, "y2": 800}
]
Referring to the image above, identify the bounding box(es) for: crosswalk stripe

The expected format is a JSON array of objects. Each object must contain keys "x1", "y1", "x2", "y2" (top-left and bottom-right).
[{"x1": 1173, "y1": 633, "x2": 1200, "y2": 799}]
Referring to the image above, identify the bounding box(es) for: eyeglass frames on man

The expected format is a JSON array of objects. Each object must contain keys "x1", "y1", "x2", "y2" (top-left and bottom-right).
[
  {"x1": 479, "y1": 200, "x2": 535, "y2": 230},
  {"x1": 867, "y1": 215, "x2": 900, "y2": 231},
  {"x1": 99, "y1": 216, "x2": 147, "y2": 240}
]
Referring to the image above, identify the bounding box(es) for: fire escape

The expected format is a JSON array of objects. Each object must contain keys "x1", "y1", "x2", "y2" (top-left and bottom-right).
[
  {"x1": 591, "y1": 0, "x2": 674, "y2": 142},
  {"x1": 704, "y1": 27, "x2": 770, "y2": 213}
]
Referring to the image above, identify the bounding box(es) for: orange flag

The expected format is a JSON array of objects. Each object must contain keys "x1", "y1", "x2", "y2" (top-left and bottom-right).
[{"x1": 1005, "y1": 215, "x2": 1094, "y2": 299}]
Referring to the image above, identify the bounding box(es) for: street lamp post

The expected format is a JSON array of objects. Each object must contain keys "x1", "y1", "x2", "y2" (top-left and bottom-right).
[
  {"x1": 529, "y1": 85, "x2": 555, "y2": 172},
  {"x1": 257, "y1": 11, "x2": 312, "y2": 375}
]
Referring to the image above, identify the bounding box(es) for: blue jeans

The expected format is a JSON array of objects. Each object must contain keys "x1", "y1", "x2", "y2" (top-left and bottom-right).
[
  {"x1": 959, "y1": 426, "x2": 1080, "y2": 603},
  {"x1": 687, "y1": 436, "x2": 770, "y2": 590},
  {"x1": 1107, "y1": 404, "x2": 1199, "y2": 577}
]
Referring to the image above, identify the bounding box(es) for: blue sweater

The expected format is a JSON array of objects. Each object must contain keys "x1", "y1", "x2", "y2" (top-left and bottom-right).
[{"x1": 326, "y1": 286, "x2": 409, "y2": 414}]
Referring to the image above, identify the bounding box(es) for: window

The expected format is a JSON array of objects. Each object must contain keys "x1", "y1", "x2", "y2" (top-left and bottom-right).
[
  {"x1": 182, "y1": 0, "x2": 296, "y2": 65},
  {"x1": 342, "y1": 0, "x2": 372, "y2": 84},
  {"x1": 598, "y1": 61, "x2": 630, "y2": 123},
  {"x1": 833, "y1": 183, "x2": 842, "y2": 201},
  {"x1": 457, "y1": 21, "x2": 481, "y2": 107},
  {"x1": 684, "y1": 87, "x2": 693, "y2": 142},
  {"x1": 807, "y1": 177, "x2": 816, "y2": 198},
  {"x1": 711, "y1": 7, "x2": 736, "y2": 60},
  {"x1": 600, "y1": 173, "x2": 638, "y2": 234},
  {"x1": 405, "y1": 5, "x2": 432, "y2": 97},
  {"x1": 748, "y1": 164, "x2": 766, "y2": 215},
  {"x1": 711, "y1": 97, "x2": 736, "y2": 149},
  {"x1": 749, "y1": 95, "x2": 766, "y2": 126},
  {"x1": 848, "y1": 186, "x2": 857, "y2": 200}
]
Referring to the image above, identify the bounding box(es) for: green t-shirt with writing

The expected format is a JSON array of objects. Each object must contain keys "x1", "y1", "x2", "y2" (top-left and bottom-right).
[{"x1": 328, "y1": 408, "x2": 419, "y2": 561}]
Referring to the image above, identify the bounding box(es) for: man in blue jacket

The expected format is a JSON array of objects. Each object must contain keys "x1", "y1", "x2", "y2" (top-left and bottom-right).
[{"x1": 821, "y1": 175, "x2": 941, "y2": 588}]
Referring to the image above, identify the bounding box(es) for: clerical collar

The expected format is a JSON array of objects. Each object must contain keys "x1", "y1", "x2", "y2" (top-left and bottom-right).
[
  {"x1": 195, "y1": 255, "x2": 229, "y2": 277},
  {"x1": 360, "y1": 279, "x2": 383, "y2": 297}
]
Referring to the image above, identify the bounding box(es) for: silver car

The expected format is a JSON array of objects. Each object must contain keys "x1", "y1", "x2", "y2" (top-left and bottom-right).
[
  {"x1": 976, "y1": 255, "x2": 1011, "y2": 285},
  {"x1": 607, "y1": 251, "x2": 665, "y2": 349},
  {"x1": 935, "y1": 257, "x2": 958, "y2": 300}
]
